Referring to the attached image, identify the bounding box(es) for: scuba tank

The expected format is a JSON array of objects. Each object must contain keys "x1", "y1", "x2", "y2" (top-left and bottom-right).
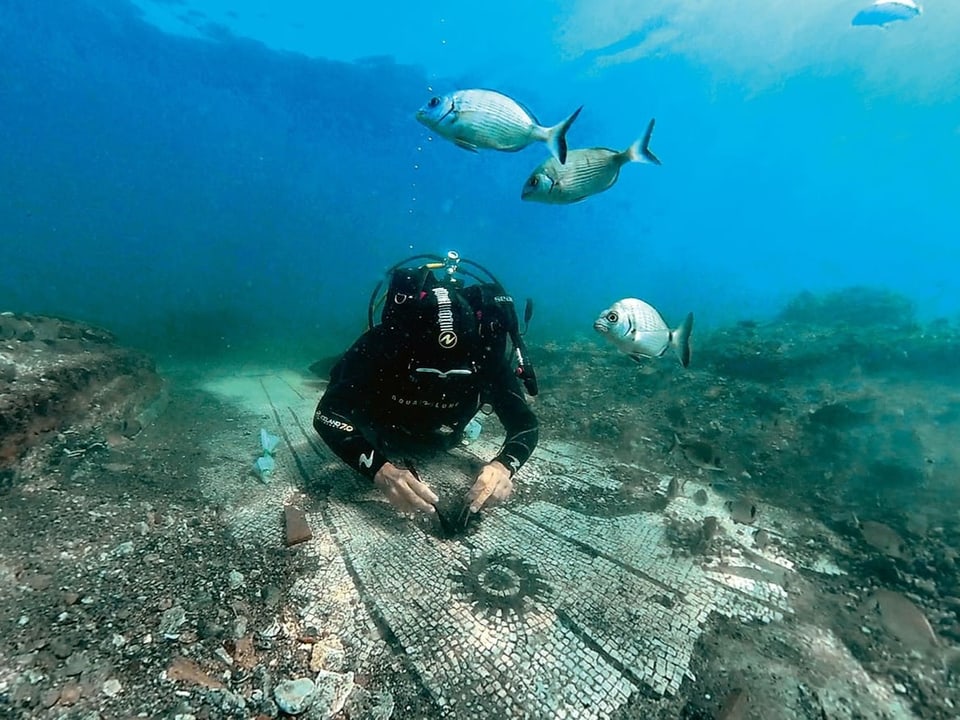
[{"x1": 368, "y1": 250, "x2": 538, "y2": 397}]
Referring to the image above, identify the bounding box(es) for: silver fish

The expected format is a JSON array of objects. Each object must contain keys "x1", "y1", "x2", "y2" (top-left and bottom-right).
[
  {"x1": 673, "y1": 434, "x2": 723, "y2": 471},
  {"x1": 725, "y1": 498, "x2": 758, "y2": 525},
  {"x1": 868, "y1": 589, "x2": 938, "y2": 655},
  {"x1": 753, "y1": 528, "x2": 771, "y2": 551},
  {"x1": 859, "y1": 519, "x2": 905, "y2": 559},
  {"x1": 520, "y1": 118, "x2": 661, "y2": 204},
  {"x1": 701, "y1": 516, "x2": 720, "y2": 543},
  {"x1": 695, "y1": 515, "x2": 721, "y2": 555},
  {"x1": 852, "y1": 0, "x2": 921, "y2": 27},
  {"x1": 594, "y1": 298, "x2": 693, "y2": 367},
  {"x1": 667, "y1": 476, "x2": 685, "y2": 499},
  {"x1": 416, "y1": 89, "x2": 582, "y2": 164}
]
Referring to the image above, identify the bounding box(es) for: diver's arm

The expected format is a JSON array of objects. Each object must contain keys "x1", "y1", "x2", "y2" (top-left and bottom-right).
[
  {"x1": 312, "y1": 337, "x2": 390, "y2": 480},
  {"x1": 314, "y1": 352, "x2": 438, "y2": 514},
  {"x1": 313, "y1": 400, "x2": 387, "y2": 480},
  {"x1": 487, "y1": 367, "x2": 539, "y2": 475},
  {"x1": 315, "y1": 394, "x2": 437, "y2": 513}
]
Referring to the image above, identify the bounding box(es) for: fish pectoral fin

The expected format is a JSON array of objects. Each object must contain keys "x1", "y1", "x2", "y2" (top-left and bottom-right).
[{"x1": 453, "y1": 138, "x2": 480, "y2": 152}]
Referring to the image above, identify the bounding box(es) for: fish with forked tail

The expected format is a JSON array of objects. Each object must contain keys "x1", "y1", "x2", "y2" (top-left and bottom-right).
[
  {"x1": 594, "y1": 298, "x2": 694, "y2": 368},
  {"x1": 521, "y1": 118, "x2": 661, "y2": 204},
  {"x1": 868, "y1": 589, "x2": 938, "y2": 656},
  {"x1": 857, "y1": 517, "x2": 906, "y2": 559},
  {"x1": 671, "y1": 434, "x2": 723, "y2": 471},
  {"x1": 416, "y1": 89, "x2": 582, "y2": 164}
]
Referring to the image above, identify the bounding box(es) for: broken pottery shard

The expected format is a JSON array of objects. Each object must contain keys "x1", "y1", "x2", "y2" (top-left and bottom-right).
[
  {"x1": 284, "y1": 505, "x2": 312, "y2": 547},
  {"x1": 166, "y1": 656, "x2": 225, "y2": 690},
  {"x1": 234, "y1": 634, "x2": 257, "y2": 670}
]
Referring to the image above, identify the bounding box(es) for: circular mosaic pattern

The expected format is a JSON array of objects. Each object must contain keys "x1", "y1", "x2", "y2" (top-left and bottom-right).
[{"x1": 450, "y1": 551, "x2": 552, "y2": 618}]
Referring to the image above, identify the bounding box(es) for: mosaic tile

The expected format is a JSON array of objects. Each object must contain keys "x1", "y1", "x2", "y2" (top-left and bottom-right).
[{"x1": 203, "y1": 374, "x2": 799, "y2": 718}]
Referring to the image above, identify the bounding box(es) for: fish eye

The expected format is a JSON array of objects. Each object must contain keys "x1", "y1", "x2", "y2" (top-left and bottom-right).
[
  {"x1": 528, "y1": 176, "x2": 539, "y2": 187},
  {"x1": 428, "y1": 96, "x2": 440, "y2": 108},
  {"x1": 606, "y1": 311, "x2": 618, "y2": 322}
]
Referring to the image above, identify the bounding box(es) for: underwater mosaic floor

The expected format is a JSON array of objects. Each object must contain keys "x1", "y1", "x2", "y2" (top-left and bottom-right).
[{"x1": 201, "y1": 372, "x2": 795, "y2": 719}]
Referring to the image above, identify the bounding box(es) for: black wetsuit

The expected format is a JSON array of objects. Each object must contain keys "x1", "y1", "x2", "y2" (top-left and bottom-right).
[{"x1": 313, "y1": 324, "x2": 539, "y2": 481}]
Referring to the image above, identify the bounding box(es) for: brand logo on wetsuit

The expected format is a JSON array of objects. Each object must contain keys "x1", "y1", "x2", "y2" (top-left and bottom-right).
[
  {"x1": 359, "y1": 451, "x2": 374, "y2": 469},
  {"x1": 391, "y1": 394, "x2": 460, "y2": 409},
  {"x1": 438, "y1": 330, "x2": 458, "y2": 348},
  {"x1": 433, "y1": 287, "x2": 458, "y2": 348},
  {"x1": 314, "y1": 411, "x2": 354, "y2": 433}
]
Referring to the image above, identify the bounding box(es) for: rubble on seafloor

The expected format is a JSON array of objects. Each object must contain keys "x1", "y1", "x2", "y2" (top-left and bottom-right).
[
  {"x1": 0, "y1": 290, "x2": 959, "y2": 720},
  {"x1": 0, "y1": 312, "x2": 165, "y2": 491}
]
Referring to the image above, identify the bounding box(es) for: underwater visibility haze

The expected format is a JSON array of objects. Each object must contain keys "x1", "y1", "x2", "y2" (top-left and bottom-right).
[
  {"x1": 2, "y1": 0, "x2": 959, "y2": 357},
  {"x1": 1, "y1": 1, "x2": 960, "y2": 719}
]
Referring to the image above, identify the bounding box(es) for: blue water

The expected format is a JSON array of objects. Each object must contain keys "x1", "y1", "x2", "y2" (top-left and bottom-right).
[{"x1": 2, "y1": 0, "x2": 958, "y2": 361}]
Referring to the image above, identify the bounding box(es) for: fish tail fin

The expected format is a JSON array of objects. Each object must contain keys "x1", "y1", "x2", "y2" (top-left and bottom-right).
[
  {"x1": 546, "y1": 105, "x2": 583, "y2": 165},
  {"x1": 626, "y1": 118, "x2": 662, "y2": 165},
  {"x1": 669, "y1": 312, "x2": 694, "y2": 367}
]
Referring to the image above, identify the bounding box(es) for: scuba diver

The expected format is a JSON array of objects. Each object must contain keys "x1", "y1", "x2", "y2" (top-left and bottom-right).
[{"x1": 313, "y1": 251, "x2": 539, "y2": 531}]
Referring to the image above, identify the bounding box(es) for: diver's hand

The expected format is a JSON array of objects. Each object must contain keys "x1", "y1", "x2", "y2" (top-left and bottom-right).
[
  {"x1": 373, "y1": 462, "x2": 439, "y2": 516},
  {"x1": 466, "y1": 460, "x2": 514, "y2": 514}
]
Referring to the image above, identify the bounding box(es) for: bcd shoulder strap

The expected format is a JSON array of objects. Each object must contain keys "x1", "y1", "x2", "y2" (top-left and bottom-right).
[{"x1": 459, "y1": 283, "x2": 517, "y2": 347}]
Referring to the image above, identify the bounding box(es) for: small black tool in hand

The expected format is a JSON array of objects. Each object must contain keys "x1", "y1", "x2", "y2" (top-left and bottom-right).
[{"x1": 405, "y1": 458, "x2": 476, "y2": 539}]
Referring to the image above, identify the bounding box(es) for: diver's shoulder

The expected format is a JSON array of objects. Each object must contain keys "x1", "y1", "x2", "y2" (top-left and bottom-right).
[{"x1": 348, "y1": 326, "x2": 406, "y2": 360}]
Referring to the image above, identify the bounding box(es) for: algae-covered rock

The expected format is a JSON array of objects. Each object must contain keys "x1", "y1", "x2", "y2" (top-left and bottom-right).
[
  {"x1": 0, "y1": 312, "x2": 163, "y2": 483},
  {"x1": 777, "y1": 286, "x2": 916, "y2": 328}
]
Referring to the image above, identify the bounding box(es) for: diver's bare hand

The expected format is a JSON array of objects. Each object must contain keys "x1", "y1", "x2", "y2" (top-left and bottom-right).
[
  {"x1": 373, "y1": 462, "x2": 438, "y2": 516},
  {"x1": 466, "y1": 460, "x2": 514, "y2": 514}
]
